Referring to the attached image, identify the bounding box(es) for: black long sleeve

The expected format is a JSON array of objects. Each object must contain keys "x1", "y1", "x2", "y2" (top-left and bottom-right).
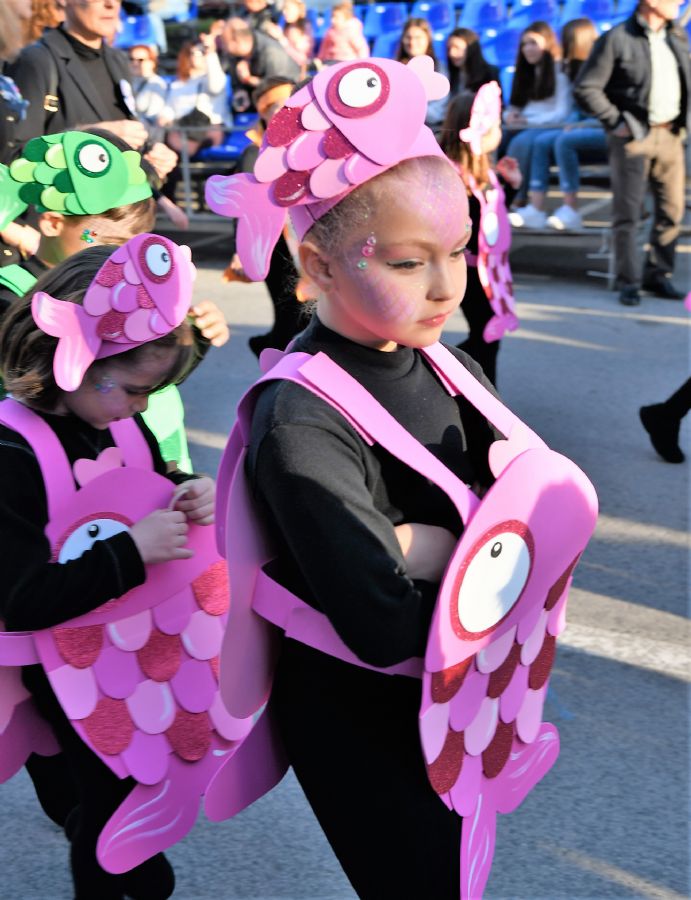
[{"x1": 248, "y1": 317, "x2": 501, "y2": 668}]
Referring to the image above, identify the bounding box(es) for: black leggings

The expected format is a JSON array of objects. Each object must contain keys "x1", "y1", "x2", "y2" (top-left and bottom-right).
[
  {"x1": 458, "y1": 268, "x2": 500, "y2": 386},
  {"x1": 273, "y1": 641, "x2": 462, "y2": 900},
  {"x1": 24, "y1": 666, "x2": 175, "y2": 900}
]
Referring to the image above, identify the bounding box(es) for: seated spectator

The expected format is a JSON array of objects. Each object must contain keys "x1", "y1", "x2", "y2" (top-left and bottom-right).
[
  {"x1": 509, "y1": 18, "x2": 605, "y2": 230},
  {"x1": 396, "y1": 18, "x2": 447, "y2": 128},
  {"x1": 128, "y1": 43, "x2": 168, "y2": 134},
  {"x1": 500, "y1": 21, "x2": 573, "y2": 220},
  {"x1": 221, "y1": 17, "x2": 300, "y2": 113},
  {"x1": 159, "y1": 33, "x2": 230, "y2": 159},
  {"x1": 242, "y1": 0, "x2": 281, "y2": 37},
  {"x1": 317, "y1": 1, "x2": 369, "y2": 64},
  {"x1": 446, "y1": 28, "x2": 499, "y2": 96},
  {"x1": 283, "y1": 19, "x2": 315, "y2": 78}
]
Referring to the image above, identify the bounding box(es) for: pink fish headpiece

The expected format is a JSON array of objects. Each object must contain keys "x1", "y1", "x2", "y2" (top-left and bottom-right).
[
  {"x1": 205, "y1": 56, "x2": 451, "y2": 281},
  {"x1": 459, "y1": 80, "x2": 502, "y2": 156},
  {"x1": 32, "y1": 234, "x2": 196, "y2": 392}
]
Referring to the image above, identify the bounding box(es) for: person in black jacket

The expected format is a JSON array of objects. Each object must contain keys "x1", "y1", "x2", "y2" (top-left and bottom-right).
[
  {"x1": 6, "y1": 0, "x2": 176, "y2": 180},
  {"x1": 573, "y1": 0, "x2": 690, "y2": 306}
]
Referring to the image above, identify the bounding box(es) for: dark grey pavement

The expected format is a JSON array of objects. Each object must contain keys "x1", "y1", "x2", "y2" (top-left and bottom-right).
[{"x1": 1, "y1": 243, "x2": 689, "y2": 899}]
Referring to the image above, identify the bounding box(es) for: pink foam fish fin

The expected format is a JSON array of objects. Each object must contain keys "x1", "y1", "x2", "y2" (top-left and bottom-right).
[
  {"x1": 547, "y1": 590, "x2": 568, "y2": 637},
  {"x1": 121, "y1": 730, "x2": 170, "y2": 785},
  {"x1": 488, "y1": 424, "x2": 545, "y2": 480},
  {"x1": 515, "y1": 684, "x2": 548, "y2": 743},
  {"x1": 494, "y1": 723, "x2": 560, "y2": 814},
  {"x1": 464, "y1": 696, "x2": 499, "y2": 756},
  {"x1": 460, "y1": 792, "x2": 497, "y2": 900},
  {"x1": 308, "y1": 157, "x2": 350, "y2": 199},
  {"x1": 300, "y1": 99, "x2": 331, "y2": 131},
  {"x1": 407, "y1": 55, "x2": 450, "y2": 101},
  {"x1": 520, "y1": 609, "x2": 549, "y2": 666},
  {"x1": 0, "y1": 698, "x2": 61, "y2": 782},
  {"x1": 448, "y1": 665, "x2": 489, "y2": 732},
  {"x1": 31, "y1": 292, "x2": 101, "y2": 392},
  {"x1": 83, "y1": 282, "x2": 113, "y2": 316},
  {"x1": 476, "y1": 626, "x2": 516, "y2": 674},
  {"x1": 254, "y1": 145, "x2": 289, "y2": 183},
  {"x1": 684, "y1": 291, "x2": 691, "y2": 312},
  {"x1": 97, "y1": 752, "x2": 212, "y2": 873},
  {"x1": 419, "y1": 699, "x2": 450, "y2": 766},
  {"x1": 343, "y1": 152, "x2": 382, "y2": 185},
  {"x1": 204, "y1": 706, "x2": 289, "y2": 823},
  {"x1": 499, "y1": 662, "x2": 528, "y2": 724},
  {"x1": 123, "y1": 307, "x2": 157, "y2": 342},
  {"x1": 482, "y1": 315, "x2": 506, "y2": 343},
  {"x1": 111, "y1": 281, "x2": 139, "y2": 313},
  {"x1": 73, "y1": 447, "x2": 123, "y2": 487},
  {"x1": 205, "y1": 174, "x2": 286, "y2": 282},
  {"x1": 286, "y1": 131, "x2": 327, "y2": 171},
  {"x1": 449, "y1": 752, "x2": 482, "y2": 817}
]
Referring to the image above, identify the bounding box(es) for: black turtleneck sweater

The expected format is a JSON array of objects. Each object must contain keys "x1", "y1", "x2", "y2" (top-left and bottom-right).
[
  {"x1": 0, "y1": 408, "x2": 192, "y2": 632},
  {"x1": 248, "y1": 316, "x2": 501, "y2": 669}
]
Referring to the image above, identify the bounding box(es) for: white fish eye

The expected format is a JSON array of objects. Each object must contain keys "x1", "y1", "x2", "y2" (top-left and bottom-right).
[
  {"x1": 456, "y1": 528, "x2": 532, "y2": 634},
  {"x1": 145, "y1": 242, "x2": 172, "y2": 278},
  {"x1": 58, "y1": 517, "x2": 130, "y2": 563},
  {"x1": 77, "y1": 142, "x2": 111, "y2": 175},
  {"x1": 337, "y1": 67, "x2": 383, "y2": 108}
]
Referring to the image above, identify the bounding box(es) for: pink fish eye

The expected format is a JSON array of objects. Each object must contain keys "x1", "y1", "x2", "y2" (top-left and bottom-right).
[
  {"x1": 450, "y1": 520, "x2": 534, "y2": 639},
  {"x1": 139, "y1": 236, "x2": 174, "y2": 283},
  {"x1": 326, "y1": 63, "x2": 390, "y2": 119}
]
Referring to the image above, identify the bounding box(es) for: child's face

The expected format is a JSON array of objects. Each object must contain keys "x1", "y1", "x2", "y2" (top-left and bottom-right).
[
  {"x1": 447, "y1": 36, "x2": 467, "y2": 68},
  {"x1": 315, "y1": 165, "x2": 470, "y2": 351},
  {"x1": 520, "y1": 32, "x2": 546, "y2": 66},
  {"x1": 38, "y1": 213, "x2": 135, "y2": 266},
  {"x1": 402, "y1": 26, "x2": 430, "y2": 58},
  {"x1": 59, "y1": 349, "x2": 178, "y2": 430},
  {"x1": 331, "y1": 9, "x2": 348, "y2": 28}
]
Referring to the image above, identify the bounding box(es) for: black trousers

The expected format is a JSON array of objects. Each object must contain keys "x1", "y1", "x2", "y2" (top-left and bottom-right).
[
  {"x1": 458, "y1": 267, "x2": 500, "y2": 386},
  {"x1": 273, "y1": 641, "x2": 462, "y2": 900}
]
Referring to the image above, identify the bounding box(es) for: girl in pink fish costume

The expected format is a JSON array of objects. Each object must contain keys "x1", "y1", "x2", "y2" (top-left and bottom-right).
[
  {"x1": 204, "y1": 59, "x2": 598, "y2": 898},
  {"x1": 440, "y1": 82, "x2": 521, "y2": 386},
  {"x1": 0, "y1": 235, "x2": 250, "y2": 900}
]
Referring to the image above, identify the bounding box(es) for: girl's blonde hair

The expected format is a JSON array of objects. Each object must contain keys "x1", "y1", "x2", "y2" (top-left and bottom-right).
[{"x1": 1, "y1": 246, "x2": 195, "y2": 409}]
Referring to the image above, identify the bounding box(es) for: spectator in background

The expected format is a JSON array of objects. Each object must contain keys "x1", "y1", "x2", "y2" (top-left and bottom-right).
[
  {"x1": 501, "y1": 21, "x2": 573, "y2": 221},
  {"x1": 221, "y1": 17, "x2": 300, "y2": 113},
  {"x1": 317, "y1": 0, "x2": 369, "y2": 64},
  {"x1": 574, "y1": 0, "x2": 690, "y2": 305},
  {"x1": 446, "y1": 28, "x2": 499, "y2": 96},
  {"x1": 23, "y1": 0, "x2": 64, "y2": 43},
  {"x1": 129, "y1": 43, "x2": 168, "y2": 134},
  {"x1": 0, "y1": 0, "x2": 40, "y2": 263},
  {"x1": 242, "y1": 0, "x2": 281, "y2": 37},
  {"x1": 272, "y1": 0, "x2": 315, "y2": 76},
  {"x1": 6, "y1": 0, "x2": 177, "y2": 182},
  {"x1": 509, "y1": 18, "x2": 604, "y2": 230},
  {"x1": 159, "y1": 33, "x2": 230, "y2": 159},
  {"x1": 396, "y1": 18, "x2": 447, "y2": 128}
]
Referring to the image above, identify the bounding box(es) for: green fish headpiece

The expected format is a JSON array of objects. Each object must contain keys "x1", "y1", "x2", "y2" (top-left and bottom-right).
[{"x1": 0, "y1": 131, "x2": 152, "y2": 230}]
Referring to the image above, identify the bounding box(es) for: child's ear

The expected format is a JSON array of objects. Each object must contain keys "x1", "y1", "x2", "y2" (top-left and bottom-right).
[
  {"x1": 298, "y1": 241, "x2": 333, "y2": 291},
  {"x1": 38, "y1": 211, "x2": 66, "y2": 237}
]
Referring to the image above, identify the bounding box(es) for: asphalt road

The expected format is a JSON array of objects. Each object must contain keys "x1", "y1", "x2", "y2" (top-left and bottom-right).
[{"x1": 1, "y1": 244, "x2": 689, "y2": 900}]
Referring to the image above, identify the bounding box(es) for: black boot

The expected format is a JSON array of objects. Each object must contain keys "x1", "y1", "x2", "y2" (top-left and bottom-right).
[{"x1": 639, "y1": 404, "x2": 685, "y2": 463}]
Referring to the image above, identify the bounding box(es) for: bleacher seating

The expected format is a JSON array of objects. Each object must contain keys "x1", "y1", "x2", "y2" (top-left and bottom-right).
[
  {"x1": 509, "y1": 0, "x2": 559, "y2": 28},
  {"x1": 458, "y1": 0, "x2": 506, "y2": 36},
  {"x1": 114, "y1": 13, "x2": 166, "y2": 50},
  {"x1": 482, "y1": 27, "x2": 522, "y2": 66},
  {"x1": 410, "y1": 1, "x2": 454, "y2": 30},
  {"x1": 363, "y1": 3, "x2": 410, "y2": 41}
]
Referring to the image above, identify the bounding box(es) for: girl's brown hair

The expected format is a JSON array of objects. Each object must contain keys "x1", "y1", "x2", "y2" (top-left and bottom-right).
[
  {"x1": 509, "y1": 21, "x2": 561, "y2": 108},
  {"x1": 1, "y1": 246, "x2": 195, "y2": 410},
  {"x1": 396, "y1": 18, "x2": 438, "y2": 66},
  {"x1": 561, "y1": 17, "x2": 597, "y2": 82},
  {"x1": 177, "y1": 41, "x2": 203, "y2": 81},
  {"x1": 25, "y1": 0, "x2": 64, "y2": 44},
  {"x1": 439, "y1": 90, "x2": 491, "y2": 189}
]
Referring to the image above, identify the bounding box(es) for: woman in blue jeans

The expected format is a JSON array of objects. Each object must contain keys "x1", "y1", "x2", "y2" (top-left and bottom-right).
[{"x1": 509, "y1": 18, "x2": 606, "y2": 230}]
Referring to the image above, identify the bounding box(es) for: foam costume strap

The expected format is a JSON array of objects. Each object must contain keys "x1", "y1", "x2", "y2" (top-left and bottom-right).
[
  {"x1": 205, "y1": 56, "x2": 451, "y2": 281},
  {"x1": 205, "y1": 343, "x2": 598, "y2": 899},
  {"x1": 32, "y1": 232, "x2": 195, "y2": 392},
  {"x1": 0, "y1": 131, "x2": 152, "y2": 232}
]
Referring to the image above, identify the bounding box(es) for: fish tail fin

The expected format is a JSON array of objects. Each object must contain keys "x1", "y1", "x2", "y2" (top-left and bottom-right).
[
  {"x1": 31, "y1": 292, "x2": 99, "y2": 392},
  {"x1": 460, "y1": 792, "x2": 498, "y2": 900},
  {"x1": 205, "y1": 174, "x2": 286, "y2": 282}
]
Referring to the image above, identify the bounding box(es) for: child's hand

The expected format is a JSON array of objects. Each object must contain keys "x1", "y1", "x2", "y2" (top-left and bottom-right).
[
  {"x1": 394, "y1": 523, "x2": 457, "y2": 583},
  {"x1": 171, "y1": 477, "x2": 215, "y2": 525},
  {"x1": 130, "y1": 509, "x2": 193, "y2": 564},
  {"x1": 503, "y1": 109, "x2": 525, "y2": 127},
  {"x1": 496, "y1": 156, "x2": 522, "y2": 189},
  {"x1": 190, "y1": 300, "x2": 230, "y2": 347}
]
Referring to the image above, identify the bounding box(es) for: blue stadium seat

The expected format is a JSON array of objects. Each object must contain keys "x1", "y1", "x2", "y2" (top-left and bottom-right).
[
  {"x1": 508, "y1": 0, "x2": 559, "y2": 29},
  {"x1": 482, "y1": 27, "x2": 522, "y2": 66},
  {"x1": 363, "y1": 3, "x2": 410, "y2": 40},
  {"x1": 410, "y1": 1, "x2": 455, "y2": 30},
  {"x1": 458, "y1": 0, "x2": 506, "y2": 33},
  {"x1": 371, "y1": 29, "x2": 401, "y2": 58},
  {"x1": 114, "y1": 14, "x2": 165, "y2": 50},
  {"x1": 432, "y1": 30, "x2": 452, "y2": 60},
  {"x1": 499, "y1": 64, "x2": 515, "y2": 100},
  {"x1": 193, "y1": 130, "x2": 253, "y2": 163}
]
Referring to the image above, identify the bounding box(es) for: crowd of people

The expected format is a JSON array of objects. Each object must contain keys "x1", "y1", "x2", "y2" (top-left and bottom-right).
[{"x1": 0, "y1": 0, "x2": 688, "y2": 897}]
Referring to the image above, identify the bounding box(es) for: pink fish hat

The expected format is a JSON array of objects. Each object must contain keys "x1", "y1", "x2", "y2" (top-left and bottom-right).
[
  {"x1": 32, "y1": 234, "x2": 196, "y2": 392},
  {"x1": 205, "y1": 57, "x2": 451, "y2": 281},
  {"x1": 459, "y1": 80, "x2": 502, "y2": 156}
]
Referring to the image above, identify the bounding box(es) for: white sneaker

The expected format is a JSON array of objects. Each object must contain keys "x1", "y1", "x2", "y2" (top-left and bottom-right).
[
  {"x1": 547, "y1": 204, "x2": 583, "y2": 230},
  {"x1": 508, "y1": 204, "x2": 547, "y2": 228}
]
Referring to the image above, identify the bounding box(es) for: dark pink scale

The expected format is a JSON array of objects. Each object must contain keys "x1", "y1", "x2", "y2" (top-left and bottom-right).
[
  {"x1": 431, "y1": 658, "x2": 471, "y2": 704},
  {"x1": 53, "y1": 624, "x2": 104, "y2": 669},
  {"x1": 192, "y1": 561, "x2": 230, "y2": 616},
  {"x1": 95, "y1": 260, "x2": 125, "y2": 287},
  {"x1": 528, "y1": 634, "x2": 556, "y2": 691},
  {"x1": 209, "y1": 655, "x2": 220, "y2": 680},
  {"x1": 265, "y1": 105, "x2": 305, "y2": 147},
  {"x1": 97, "y1": 310, "x2": 127, "y2": 339},
  {"x1": 322, "y1": 127, "x2": 355, "y2": 160},
  {"x1": 426, "y1": 728, "x2": 465, "y2": 795},
  {"x1": 487, "y1": 643, "x2": 521, "y2": 699},
  {"x1": 136, "y1": 284, "x2": 155, "y2": 309},
  {"x1": 273, "y1": 171, "x2": 310, "y2": 208},
  {"x1": 82, "y1": 697, "x2": 134, "y2": 755},
  {"x1": 137, "y1": 628, "x2": 182, "y2": 682},
  {"x1": 166, "y1": 709, "x2": 212, "y2": 762},
  {"x1": 482, "y1": 719, "x2": 514, "y2": 778}
]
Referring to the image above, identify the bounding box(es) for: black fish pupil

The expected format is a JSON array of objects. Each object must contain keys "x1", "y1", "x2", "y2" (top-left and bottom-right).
[
  {"x1": 88, "y1": 524, "x2": 100, "y2": 538},
  {"x1": 98, "y1": 153, "x2": 106, "y2": 163},
  {"x1": 490, "y1": 541, "x2": 502, "y2": 558},
  {"x1": 367, "y1": 77, "x2": 377, "y2": 88}
]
